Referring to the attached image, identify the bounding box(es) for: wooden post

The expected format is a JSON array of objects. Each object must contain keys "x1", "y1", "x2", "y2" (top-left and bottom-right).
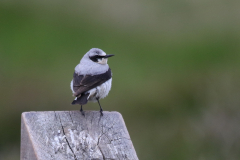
[{"x1": 21, "y1": 111, "x2": 138, "y2": 160}]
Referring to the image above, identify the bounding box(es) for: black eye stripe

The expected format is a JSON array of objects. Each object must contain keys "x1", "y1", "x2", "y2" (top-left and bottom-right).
[{"x1": 89, "y1": 55, "x2": 104, "y2": 62}]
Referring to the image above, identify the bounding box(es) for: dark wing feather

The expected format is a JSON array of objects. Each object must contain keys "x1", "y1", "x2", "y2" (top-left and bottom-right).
[
  {"x1": 72, "y1": 68, "x2": 112, "y2": 97},
  {"x1": 72, "y1": 73, "x2": 84, "y2": 93},
  {"x1": 72, "y1": 93, "x2": 90, "y2": 105}
]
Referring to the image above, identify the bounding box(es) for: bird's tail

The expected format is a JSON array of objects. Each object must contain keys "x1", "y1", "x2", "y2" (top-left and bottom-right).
[{"x1": 71, "y1": 93, "x2": 90, "y2": 105}]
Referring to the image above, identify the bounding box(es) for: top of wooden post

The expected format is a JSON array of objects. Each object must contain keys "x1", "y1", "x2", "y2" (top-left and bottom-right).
[{"x1": 21, "y1": 111, "x2": 138, "y2": 160}]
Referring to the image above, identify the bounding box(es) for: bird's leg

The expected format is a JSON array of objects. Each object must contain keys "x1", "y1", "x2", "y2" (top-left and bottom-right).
[
  {"x1": 97, "y1": 98, "x2": 103, "y2": 116},
  {"x1": 80, "y1": 105, "x2": 85, "y2": 116}
]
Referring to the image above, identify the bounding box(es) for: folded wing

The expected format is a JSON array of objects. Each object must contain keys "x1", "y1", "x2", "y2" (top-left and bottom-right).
[{"x1": 72, "y1": 68, "x2": 112, "y2": 105}]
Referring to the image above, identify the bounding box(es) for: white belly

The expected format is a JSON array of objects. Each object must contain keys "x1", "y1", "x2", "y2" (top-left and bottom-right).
[{"x1": 87, "y1": 78, "x2": 112, "y2": 102}]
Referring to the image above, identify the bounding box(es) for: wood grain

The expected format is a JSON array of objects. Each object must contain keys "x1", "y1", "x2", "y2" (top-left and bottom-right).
[{"x1": 21, "y1": 111, "x2": 138, "y2": 160}]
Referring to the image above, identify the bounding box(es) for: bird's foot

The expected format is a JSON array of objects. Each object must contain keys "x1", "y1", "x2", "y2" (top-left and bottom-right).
[
  {"x1": 81, "y1": 111, "x2": 85, "y2": 116},
  {"x1": 100, "y1": 109, "x2": 103, "y2": 116},
  {"x1": 80, "y1": 109, "x2": 85, "y2": 116}
]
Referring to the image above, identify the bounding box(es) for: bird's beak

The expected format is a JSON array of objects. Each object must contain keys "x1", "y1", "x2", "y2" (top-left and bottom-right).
[{"x1": 104, "y1": 54, "x2": 115, "y2": 58}]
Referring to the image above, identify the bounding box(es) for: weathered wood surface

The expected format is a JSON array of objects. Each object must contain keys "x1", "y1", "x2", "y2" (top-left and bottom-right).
[{"x1": 21, "y1": 111, "x2": 138, "y2": 160}]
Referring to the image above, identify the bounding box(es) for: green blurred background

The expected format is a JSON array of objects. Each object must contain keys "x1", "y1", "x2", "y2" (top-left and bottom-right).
[{"x1": 1, "y1": 0, "x2": 240, "y2": 159}]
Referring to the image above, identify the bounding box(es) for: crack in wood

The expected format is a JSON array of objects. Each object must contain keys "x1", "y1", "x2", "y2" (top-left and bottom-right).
[
  {"x1": 98, "y1": 145, "x2": 106, "y2": 160},
  {"x1": 55, "y1": 111, "x2": 77, "y2": 160},
  {"x1": 21, "y1": 111, "x2": 138, "y2": 160}
]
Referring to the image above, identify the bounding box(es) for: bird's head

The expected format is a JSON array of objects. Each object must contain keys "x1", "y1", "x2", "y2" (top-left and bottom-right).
[{"x1": 88, "y1": 48, "x2": 114, "y2": 65}]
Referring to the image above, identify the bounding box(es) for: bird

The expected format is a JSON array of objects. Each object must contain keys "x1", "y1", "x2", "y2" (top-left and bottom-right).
[{"x1": 70, "y1": 48, "x2": 114, "y2": 116}]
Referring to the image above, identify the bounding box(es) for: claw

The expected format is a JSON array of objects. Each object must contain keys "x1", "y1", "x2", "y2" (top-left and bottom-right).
[
  {"x1": 100, "y1": 109, "x2": 103, "y2": 116},
  {"x1": 81, "y1": 111, "x2": 85, "y2": 116}
]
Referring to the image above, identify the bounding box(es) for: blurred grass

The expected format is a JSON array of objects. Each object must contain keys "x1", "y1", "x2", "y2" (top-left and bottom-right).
[{"x1": 0, "y1": 0, "x2": 240, "y2": 159}]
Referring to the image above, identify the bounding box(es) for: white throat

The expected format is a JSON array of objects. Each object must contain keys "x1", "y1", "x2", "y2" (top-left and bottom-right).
[{"x1": 98, "y1": 58, "x2": 108, "y2": 65}]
